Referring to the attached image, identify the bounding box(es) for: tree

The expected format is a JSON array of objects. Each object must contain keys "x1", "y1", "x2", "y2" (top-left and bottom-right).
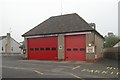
[{"x1": 104, "y1": 33, "x2": 120, "y2": 48}]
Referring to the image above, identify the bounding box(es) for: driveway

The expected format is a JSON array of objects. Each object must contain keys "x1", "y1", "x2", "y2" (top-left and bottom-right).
[{"x1": 2, "y1": 54, "x2": 119, "y2": 79}]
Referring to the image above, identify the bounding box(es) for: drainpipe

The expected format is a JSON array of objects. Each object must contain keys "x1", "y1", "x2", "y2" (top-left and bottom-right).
[{"x1": 89, "y1": 23, "x2": 96, "y2": 60}]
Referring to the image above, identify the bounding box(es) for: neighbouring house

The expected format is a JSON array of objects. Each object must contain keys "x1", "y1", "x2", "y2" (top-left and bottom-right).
[
  {"x1": 0, "y1": 33, "x2": 21, "y2": 54},
  {"x1": 22, "y1": 13, "x2": 104, "y2": 62},
  {"x1": 113, "y1": 40, "x2": 120, "y2": 47}
]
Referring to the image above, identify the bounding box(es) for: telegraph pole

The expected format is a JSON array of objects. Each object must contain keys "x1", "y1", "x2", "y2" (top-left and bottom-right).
[
  {"x1": 61, "y1": 0, "x2": 63, "y2": 15},
  {"x1": 9, "y1": 27, "x2": 12, "y2": 34}
]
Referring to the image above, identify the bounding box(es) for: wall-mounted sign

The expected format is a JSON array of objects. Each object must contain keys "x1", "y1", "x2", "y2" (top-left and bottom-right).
[
  {"x1": 95, "y1": 54, "x2": 97, "y2": 59},
  {"x1": 59, "y1": 45, "x2": 62, "y2": 50},
  {"x1": 86, "y1": 46, "x2": 95, "y2": 53}
]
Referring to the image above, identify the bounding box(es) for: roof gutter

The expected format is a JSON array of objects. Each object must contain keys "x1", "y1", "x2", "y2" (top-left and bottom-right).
[{"x1": 24, "y1": 31, "x2": 91, "y2": 39}]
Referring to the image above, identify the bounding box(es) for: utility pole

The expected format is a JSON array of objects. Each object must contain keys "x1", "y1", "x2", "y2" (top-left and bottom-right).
[
  {"x1": 61, "y1": 0, "x2": 63, "y2": 15},
  {"x1": 9, "y1": 27, "x2": 12, "y2": 34}
]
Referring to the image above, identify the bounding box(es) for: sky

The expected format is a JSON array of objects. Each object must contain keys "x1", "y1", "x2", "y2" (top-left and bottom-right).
[{"x1": 0, "y1": 0, "x2": 119, "y2": 42}]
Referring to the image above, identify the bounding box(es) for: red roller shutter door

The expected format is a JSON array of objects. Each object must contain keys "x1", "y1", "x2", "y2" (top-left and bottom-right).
[
  {"x1": 28, "y1": 37, "x2": 58, "y2": 60},
  {"x1": 65, "y1": 35, "x2": 86, "y2": 61}
]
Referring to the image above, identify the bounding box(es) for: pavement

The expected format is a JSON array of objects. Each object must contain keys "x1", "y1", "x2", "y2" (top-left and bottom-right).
[{"x1": 1, "y1": 54, "x2": 119, "y2": 79}]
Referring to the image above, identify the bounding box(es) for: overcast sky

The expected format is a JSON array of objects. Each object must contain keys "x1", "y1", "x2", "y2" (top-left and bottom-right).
[{"x1": 0, "y1": 0, "x2": 119, "y2": 42}]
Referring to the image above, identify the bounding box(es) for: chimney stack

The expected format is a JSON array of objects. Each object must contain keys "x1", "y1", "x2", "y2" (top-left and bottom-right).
[
  {"x1": 6, "y1": 33, "x2": 11, "y2": 54},
  {"x1": 108, "y1": 32, "x2": 114, "y2": 37},
  {"x1": 89, "y1": 23, "x2": 96, "y2": 30},
  {"x1": 7, "y1": 33, "x2": 10, "y2": 37}
]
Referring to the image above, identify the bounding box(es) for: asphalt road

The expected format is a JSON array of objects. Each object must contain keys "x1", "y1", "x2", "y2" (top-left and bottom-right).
[{"x1": 1, "y1": 54, "x2": 119, "y2": 79}]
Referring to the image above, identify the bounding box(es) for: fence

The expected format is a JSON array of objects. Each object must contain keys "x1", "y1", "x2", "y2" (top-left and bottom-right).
[{"x1": 103, "y1": 47, "x2": 120, "y2": 60}]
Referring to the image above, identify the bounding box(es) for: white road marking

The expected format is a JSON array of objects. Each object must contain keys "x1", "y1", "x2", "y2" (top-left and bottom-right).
[
  {"x1": 3, "y1": 66, "x2": 44, "y2": 75},
  {"x1": 72, "y1": 66, "x2": 80, "y2": 70},
  {"x1": 3, "y1": 66, "x2": 25, "y2": 70},
  {"x1": 70, "y1": 73, "x2": 81, "y2": 79},
  {"x1": 70, "y1": 73, "x2": 86, "y2": 80},
  {"x1": 3, "y1": 66, "x2": 41, "y2": 75},
  {"x1": 81, "y1": 69, "x2": 87, "y2": 72},
  {"x1": 34, "y1": 70, "x2": 44, "y2": 75},
  {"x1": 59, "y1": 61, "x2": 69, "y2": 63},
  {"x1": 59, "y1": 66, "x2": 72, "y2": 69}
]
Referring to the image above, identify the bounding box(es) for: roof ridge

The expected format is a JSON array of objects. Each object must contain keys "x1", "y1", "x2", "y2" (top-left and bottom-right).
[
  {"x1": 0, "y1": 36, "x2": 7, "y2": 41},
  {"x1": 50, "y1": 13, "x2": 78, "y2": 18}
]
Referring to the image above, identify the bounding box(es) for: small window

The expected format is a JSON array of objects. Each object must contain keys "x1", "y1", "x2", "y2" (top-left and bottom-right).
[
  {"x1": 73, "y1": 48, "x2": 78, "y2": 51},
  {"x1": 80, "y1": 48, "x2": 85, "y2": 51},
  {"x1": 11, "y1": 47, "x2": 13, "y2": 51},
  {"x1": 30, "y1": 48, "x2": 34, "y2": 51},
  {"x1": 2, "y1": 47, "x2": 3, "y2": 51},
  {"x1": 52, "y1": 48, "x2": 56, "y2": 51},
  {"x1": 46, "y1": 48, "x2": 50, "y2": 51},
  {"x1": 66, "y1": 48, "x2": 71, "y2": 51},
  {"x1": 35, "y1": 48, "x2": 39, "y2": 51},
  {"x1": 40, "y1": 48, "x2": 44, "y2": 51}
]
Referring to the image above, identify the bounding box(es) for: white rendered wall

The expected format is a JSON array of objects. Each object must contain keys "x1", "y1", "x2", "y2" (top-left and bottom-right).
[
  {"x1": 11, "y1": 38, "x2": 21, "y2": 53},
  {"x1": 0, "y1": 38, "x2": 6, "y2": 53},
  {"x1": 0, "y1": 37, "x2": 21, "y2": 54}
]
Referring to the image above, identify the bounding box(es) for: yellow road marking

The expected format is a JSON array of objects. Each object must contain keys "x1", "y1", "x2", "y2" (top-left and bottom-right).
[
  {"x1": 72, "y1": 66, "x2": 80, "y2": 70},
  {"x1": 101, "y1": 71, "x2": 108, "y2": 74},
  {"x1": 94, "y1": 70, "x2": 100, "y2": 73},
  {"x1": 81, "y1": 69, "x2": 89, "y2": 72},
  {"x1": 106, "y1": 67, "x2": 113, "y2": 70},
  {"x1": 34, "y1": 70, "x2": 44, "y2": 75},
  {"x1": 116, "y1": 72, "x2": 119, "y2": 75},
  {"x1": 106, "y1": 67, "x2": 109, "y2": 69},
  {"x1": 80, "y1": 68, "x2": 118, "y2": 75},
  {"x1": 110, "y1": 72, "x2": 113, "y2": 74},
  {"x1": 110, "y1": 67, "x2": 113, "y2": 69},
  {"x1": 81, "y1": 69, "x2": 86, "y2": 72},
  {"x1": 88, "y1": 69, "x2": 94, "y2": 73}
]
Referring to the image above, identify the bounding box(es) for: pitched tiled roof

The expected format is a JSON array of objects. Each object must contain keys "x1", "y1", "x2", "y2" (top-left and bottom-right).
[
  {"x1": 113, "y1": 40, "x2": 120, "y2": 47},
  {"x1": 22, "y1": 13, "x2": 104, "y2": 39},
  {"x1": 0, "y1": 36, "x2": 6, "y2": 41}
]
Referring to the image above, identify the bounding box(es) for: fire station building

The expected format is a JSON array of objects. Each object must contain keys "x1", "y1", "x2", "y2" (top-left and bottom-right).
[{"x1": 22, "y1": 13, "x2": 104, "y2": 62}]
